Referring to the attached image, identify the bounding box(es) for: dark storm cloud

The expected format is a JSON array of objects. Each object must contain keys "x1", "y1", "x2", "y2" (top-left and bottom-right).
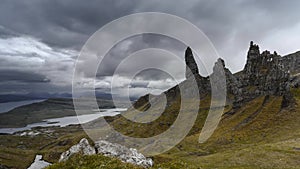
[
  {"x1": 0, "y1": 26, "x2": 20, "y2": 38},
  {"x1": 96, "y1": 34, "x2": 186, "y2": 79},
  {"x1": 0, "y1": 70, "x2": 50, "y2": 83},
  {"x1": 0, "y1": 0, "x2": 140, "y2": 49},
  {"x1": 0, "y1": 0, "x2": 300, "y2": 97},
  {"x1": 1, "y1": 0, "x2": 299, "y2": 72}
]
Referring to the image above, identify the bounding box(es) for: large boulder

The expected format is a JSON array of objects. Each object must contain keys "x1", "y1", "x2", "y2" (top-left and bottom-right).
[
  {"x1": 95, "y1": 140, "x2": 153, "y2": 168},
  {"x1": 59, "y1": 138, "x2": 153, "y2": 168},
  {"x1": 59, "y1": 138, "x2": 96, "y2": 162}
]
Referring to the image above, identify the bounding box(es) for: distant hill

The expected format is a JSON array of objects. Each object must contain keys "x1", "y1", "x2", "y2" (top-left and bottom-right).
[
  {"x1": 0, "y1": 92, "x2": 72, "y2": 103},
  {"x1": 0, "y1": 98, "x2": 130, "y2": 128}
]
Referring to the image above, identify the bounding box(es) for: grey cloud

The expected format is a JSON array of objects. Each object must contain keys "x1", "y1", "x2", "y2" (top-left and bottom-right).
[
  {"x1": 0, "y1": 26, "x2": 20, "y2": 38},
  {"x1": 96, "y1": 33, "x2": 186, "y2": 79},
  {"x1": 0, "y1": 70, "x2": 50, "y2": 83},
  {"x1": 0, "y1": 0, "x2": 140, "y2": 49},
  {"x1": 1, "y1": 0, "x2": 300, "y2": 98}
]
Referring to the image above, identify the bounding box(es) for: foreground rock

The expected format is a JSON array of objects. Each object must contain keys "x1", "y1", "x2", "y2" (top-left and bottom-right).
[
  {"x1": 59, "y1": 138, "x2": 153, "y2": 168},
  {"x1": 27, "y1": 155, "x2": 51, "y2": 169},
  {"x1": 59, "y1": 138, "x2": 96, "y2": 162},
  {"x1": 95, "y1": 140, "x2": 153, "y2": 168}
]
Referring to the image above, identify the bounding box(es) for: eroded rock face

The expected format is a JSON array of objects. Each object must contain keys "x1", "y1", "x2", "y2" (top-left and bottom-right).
[
  {"x1": 95, "y1": 140, "x2": 153, "y2": 168},
  {"x1": 185, "y1": 47, "x2": 199, "y2": 79},
  {"x1": 59, "y1": 138, "x2": 96, "y2": 162},
  {"x1": 125, "y1": 42, "x2": 299, "y2": 114},
  {"x1": 210, "y1": 58, "x2": 243, "y2": 105},
  {"x1": 59, "y1": 138, "x2": 153, "y2": 168},
  {"x1": 242, "y1": 41, "x2": 290, "y2": 96},
  {"x1": 282, "y1": 51, "x2": 300, "y2": 74},
  {"x1": 228, "y1": 41, "x2": 294, "y2": 107}
]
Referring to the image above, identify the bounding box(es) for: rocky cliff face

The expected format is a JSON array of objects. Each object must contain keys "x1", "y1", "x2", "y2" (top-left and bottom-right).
[
  {"x1": 133, "y1": 41, "x2": 299, "y2": 111},
  {"x1": 185, "y1": 47, "x2": 199, "y2": 79},
  {"x1": 282, "y1": 51, "x2": 300, "y2": 75},
  {"x1": 241, "y1": 41, "x2": 290, "y2": 96},
  {"x1": 225, "y1": 41, "x2": 296, "y2": 107}
]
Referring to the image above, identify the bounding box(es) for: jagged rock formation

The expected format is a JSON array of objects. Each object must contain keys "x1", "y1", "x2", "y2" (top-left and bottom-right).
[
  {"x1": 241, "y1": 41, "x2": 290, "y2": 95},
  {"x1": 95, "y1": 140, "x2": 153, "y2": 168},
  {"x1": 143, "y1": 42, "x2": 298, "y2": 109},
  {"x1": 133, "y1": 41, "x2": 299, "y2": 111},
  {"x1": 59, "y1": 138, "x2": 153, "y2": 168},
  {"x1": 59, "y1": 138, "x2": 96, "y2": 162},
  {"x1": 282, "y1": 51, "x2": 300, "y2": 88},
  {"x1": 210, "y1": 58, "x2": 243, "y2": 104},
  {"x1": 185, "y1": 47, "x2": 199, "y2": 79},
  {"x1": 226, "y1": 41, "x2": 297, "y2": 107}
]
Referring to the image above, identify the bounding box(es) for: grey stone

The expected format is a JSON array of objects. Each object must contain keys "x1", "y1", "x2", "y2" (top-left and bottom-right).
[
  {"x1": 27, "y1": 155, "x2": 51, "y2": 169},
  {"x1": 59, "y1": 138, "x2": 96, "y2": 162},
  {"x1": 185, "y1": 47, "x2": 199, "y2": 79},
  {"x1": 95, "y1": 140, "x2": 153, "y2": 168}
]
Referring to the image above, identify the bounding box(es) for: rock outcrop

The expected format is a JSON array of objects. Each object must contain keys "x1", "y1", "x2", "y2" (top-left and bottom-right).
[
  {"x1": 59, "y1": 138, "x2": 96, "y2": 162},
  {"x1": 127, "y1": 41, "x2": 299, "y2": 122},
  {"x1": 185, "y1": 47, "x2": 199, "y2": 79},
  {"x1": 183, "y1": 41, "x2": 298, "y2": 107},
  {"x1": 241, "y1": 41, "x2": 290, "y2": 96},
  {"x1": 95, "y1": 140, "x2": 153, "y2": 168},
  {"x1": 59, "y1": 138, "x2": 153, "y2": 168},
  {"x1": 282, "y1": 51, "x2": 300, "y2": 74},
  {"x1": 210, "y1": 58, "x2": 243, "y2": 104},
  {"x1": 225, "y1": 41, "x2": 297, "y2": 107}
]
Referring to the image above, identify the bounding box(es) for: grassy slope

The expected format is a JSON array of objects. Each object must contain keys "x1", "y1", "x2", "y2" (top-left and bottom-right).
[
  {"x1": 1, "y1": 89, "x2": 299, "y2": 169},
  {"x1": 158, "y1": 89, "x2": 300, "y2": 169},
  {"x1": 49, "y1": 89, "x2": 300, "y2": 169},
  {"x1": 48, "y1": 154, "x2": 143, "y2": 169},
  {"x1": 0, "y1": 126, "x2": 87, "y2": 168}
]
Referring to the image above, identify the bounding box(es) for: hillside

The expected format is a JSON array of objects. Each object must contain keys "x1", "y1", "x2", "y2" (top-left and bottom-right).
[
  {"x1": 94, "y1": 41, "x2": 300, "y2": 168},
  {"x1": 0, "y1": 42, "x2": 299, "y2": 169}
]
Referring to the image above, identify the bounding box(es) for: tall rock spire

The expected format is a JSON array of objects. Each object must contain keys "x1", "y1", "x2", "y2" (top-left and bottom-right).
[
  {"x1": 185, "y1": 47, "x2": 199, "y2": 79},
  {"x1": 242, "y1": 41, "x2": 290, "y2": 96}
]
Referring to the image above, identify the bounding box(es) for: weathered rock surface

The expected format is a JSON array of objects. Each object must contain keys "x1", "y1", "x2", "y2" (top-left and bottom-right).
[
  {"x1": 241, "y1": 41, "x2": 290, "y2": 95},
  {"x1": 185, "y1": 47, "x2": 199, "y2": 79},
  {"x1": 282, "y1": 51, "x2": 300, "y2": 74},
  {"x1": 132, "y1": 42, "x2": 299, "y2": 111},
  {"x1": 59, "y1": 138, "x2": 153, "y2": 168},
  {"x1": 27, "y1": 155, "x2": 51, "y2": 169},
  {"x1": 95, "y1": 140, "x2": 153, "y2": 168},
  {"x1": 59, "y1": 138, "x2": 96, "y2": 162},
  {"x1": 226, "y1": 41, "x2": 299, "y2": 107}
]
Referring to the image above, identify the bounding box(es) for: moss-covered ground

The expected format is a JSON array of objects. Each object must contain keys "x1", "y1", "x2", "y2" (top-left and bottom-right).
[{"x1": 1, "y1": 88, "x2": 300, "y2": 168}]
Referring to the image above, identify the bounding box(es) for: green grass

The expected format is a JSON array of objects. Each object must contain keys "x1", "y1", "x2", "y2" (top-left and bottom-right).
[
  {"x1": 47, "y1": 154, "x2": 143, "y2": 169},
  {"x1": 0, "y1": 125, "x2": 87, "y2": 168},
  {"x1": 1, "y1": 90, "x2": 300, "y2": 169}
]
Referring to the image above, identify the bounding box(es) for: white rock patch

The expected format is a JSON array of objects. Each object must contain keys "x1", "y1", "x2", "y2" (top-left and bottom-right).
[{"x1": 27, "y1": 155, "x2": 51, "y2": 169}]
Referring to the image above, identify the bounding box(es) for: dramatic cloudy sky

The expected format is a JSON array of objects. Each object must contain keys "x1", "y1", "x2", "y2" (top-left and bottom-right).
[{"x1": 0, "y1": 0, "x2": 300, "y2": 99}]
